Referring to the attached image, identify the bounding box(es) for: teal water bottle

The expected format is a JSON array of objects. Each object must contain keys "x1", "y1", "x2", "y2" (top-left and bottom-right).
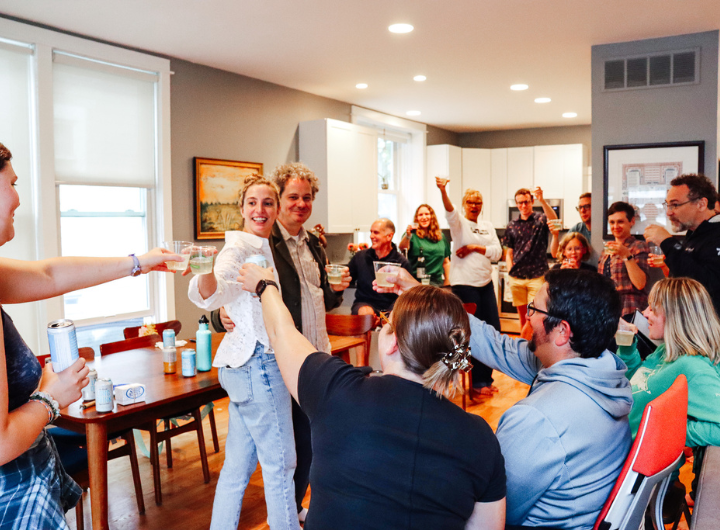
[{"x1": 196, "y1": 315, "x2": 212, "y2": 372}]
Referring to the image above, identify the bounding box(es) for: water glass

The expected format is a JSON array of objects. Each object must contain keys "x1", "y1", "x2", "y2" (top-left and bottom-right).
[
  {"x1": 326, "y1": 264, "x2": 346, "y2": 285},
  {"x1": 373, "y1": 261, "x2": 400, "y2": 288},
  {"x1": 163, "y1": 241, "x2": 193, "y2": 271},
  {"x1": 189, "y1": 246, "x2": 216, "y2": 275}
]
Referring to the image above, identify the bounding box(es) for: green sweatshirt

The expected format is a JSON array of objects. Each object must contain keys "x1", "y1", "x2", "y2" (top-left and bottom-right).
[{"x1": 617, "y1": 339, "x2": 720, "y2": 447}]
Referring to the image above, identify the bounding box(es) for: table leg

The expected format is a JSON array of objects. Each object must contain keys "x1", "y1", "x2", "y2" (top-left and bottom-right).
[{"x1": 87, "y1": 422, "x2": 109, "y2": 530}]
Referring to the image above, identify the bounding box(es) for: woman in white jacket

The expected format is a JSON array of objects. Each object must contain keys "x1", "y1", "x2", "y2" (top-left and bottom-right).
[{"x1": 436, "y1": 177, "x2": 503, "y2": 395}]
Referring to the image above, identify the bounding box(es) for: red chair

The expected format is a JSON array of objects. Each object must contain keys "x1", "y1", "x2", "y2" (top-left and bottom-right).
[{"x1": 593, "y1": 374, "x2": 688, "y2": 530}]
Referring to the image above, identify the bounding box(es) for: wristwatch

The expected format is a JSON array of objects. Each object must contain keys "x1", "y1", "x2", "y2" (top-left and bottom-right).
[
  {"x1": 624, "y1": 254, "x2": 635, "y2": 262},
  {"x1": 256, "y1": 279, "x2": 279, "y2": 299},
  {"x1": 129, "y1": 254, "x2": 142, "y2": 277}
]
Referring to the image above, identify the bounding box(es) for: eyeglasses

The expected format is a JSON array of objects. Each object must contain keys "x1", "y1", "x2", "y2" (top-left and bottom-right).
[
  {"x1": 516, "y1": 200, "x2": 532, "y2": 206},
  {"x1": 466, "y1": 201, "x2": 483, "y2": 206},
  {"x1": 526, "y1": 302, "x2": 554, "y2": 318},
  {"x1": 662, "y1": 199, "x2": 695, "y2": 212},
  {"x1": 576, "y1": 205, "x2": 591, "y2": 212}
]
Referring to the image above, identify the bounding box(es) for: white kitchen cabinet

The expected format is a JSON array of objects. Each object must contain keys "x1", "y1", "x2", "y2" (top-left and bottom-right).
[
  {"x1": 490, "y1": 149, "x2": 508, "y2": 228},
  {"x1": 461, "y1": 148, "x2": 492, "y2": 222},
  {"x1": 299, "y1": 119, "x2": 378, "y2": 233},
  {"x1": 426, "y1": 144, "x2": 462, "y2": 228},
  {"x1": 507, "y1": 147, "x2": 535, "y2": 198},
  {"x1": 534, "y1": 144, "x2": 584, "y2": 227}
]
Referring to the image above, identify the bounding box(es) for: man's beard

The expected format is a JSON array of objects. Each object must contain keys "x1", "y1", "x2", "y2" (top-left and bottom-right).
[
  {"x1": 528, "y1": 337, "x2": 537, "y2": 352},
  {"x1": 670, "y1": 218, "x2": 693, "y2": 232}
]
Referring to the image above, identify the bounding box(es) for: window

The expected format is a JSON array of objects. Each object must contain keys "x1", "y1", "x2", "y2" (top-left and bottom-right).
[{"x1": 377, "y1": 137, "x2": 401, "y2": 229}]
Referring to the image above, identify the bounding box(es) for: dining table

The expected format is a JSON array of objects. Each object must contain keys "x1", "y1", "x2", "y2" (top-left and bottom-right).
[{"x1": 55, "y1": 333, "x2": 227, "y2": 530}]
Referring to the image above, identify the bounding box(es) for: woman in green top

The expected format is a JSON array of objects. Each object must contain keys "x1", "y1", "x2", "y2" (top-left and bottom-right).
[
  {"x1": 617, "y1": 277, "x2": 720, "y2": 507},
  {"x1": 399, "y1": 204, "x2": 451, "y2": 287}
]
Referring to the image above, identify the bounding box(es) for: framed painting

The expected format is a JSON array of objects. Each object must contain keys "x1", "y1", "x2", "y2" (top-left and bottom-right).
[
  {"x1": 602, "y1": 141, "x2": 704, "y2": 239},
  {"x1": 194, "y1": 157, "x2": 263, "y2": 240}
]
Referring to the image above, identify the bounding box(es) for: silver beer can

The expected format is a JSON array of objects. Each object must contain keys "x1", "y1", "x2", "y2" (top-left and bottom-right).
[
  {"x1": 82, "y1": 369, "x2": 98, "y2": 401},
  {"x1": 95, "y1": 378, "x2": 114, "y2": 413},
  {"x1": 182, "y1": 349, "x2": 197, "y2": 377},
  {"x1": 47, "y1": 319, "x2": 79, "y2": 373},
  {"x1": 245, "y1": 254, "x2": 268, "y2": 297}
]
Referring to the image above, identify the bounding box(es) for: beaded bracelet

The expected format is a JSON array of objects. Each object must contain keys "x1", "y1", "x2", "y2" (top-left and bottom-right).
[{"x1": 28, "y1": 391, "x2": 60, "y2": 424}]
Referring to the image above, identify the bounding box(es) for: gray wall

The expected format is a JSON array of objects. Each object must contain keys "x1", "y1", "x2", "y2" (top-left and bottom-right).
[
  {"x1": 170, "y1": 58, "x2": 457, "y2": 328},
  {"x1": 459, "y1": 124, "x2": 591, "y2": 150},
  {"x1": 427, "y1": 126, "x2": 460, "y2": 146},
  {"x1": 591, "y1": 30, "x2": 719, "y2": 253}
]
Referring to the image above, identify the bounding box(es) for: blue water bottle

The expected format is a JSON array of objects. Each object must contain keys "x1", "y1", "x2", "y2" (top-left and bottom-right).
[{"x1": 196, "y1": 315, "x2": 212, "y2": 372}]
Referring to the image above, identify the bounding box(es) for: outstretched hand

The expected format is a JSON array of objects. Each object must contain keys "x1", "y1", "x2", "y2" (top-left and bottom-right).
[
  {"x1": 372, "y1": 266, "x2": 420, "y2": 295},
  {"x1": 139, "y1": 247, "x2": 183, "y2": 274}
]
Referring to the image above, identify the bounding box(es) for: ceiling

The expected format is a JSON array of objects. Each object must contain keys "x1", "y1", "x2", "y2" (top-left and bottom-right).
[{"x1": 2, "y1": 1, "x2": 720, "y2": 133}]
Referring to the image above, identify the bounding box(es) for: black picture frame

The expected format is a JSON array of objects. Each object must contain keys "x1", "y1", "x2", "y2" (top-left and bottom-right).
[{"x1": 602, "y1": 141, "x2": 704, "y2": 239}]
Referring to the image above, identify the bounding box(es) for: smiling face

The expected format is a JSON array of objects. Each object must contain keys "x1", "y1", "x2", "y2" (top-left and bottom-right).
[
  {"x1": 515, "y1": 192, "x2": 534, "y2": 218},
  {"x1": 241, "y1": 184, "x2": 278, "y2": 238},
  {"x1": 416, "y1": 206, "x2": 432, "y2": 229},
  {"x1": 278, "y1": 177, "x2": 313, "y2": 232},
  {"x1": 563, "y1": 237, "x2": 587, "y2": 262},
  {"x1": 0, "y1": 162, "x2": 20, "y2": 246},
  {"x1": 369, "y1": 220, "x2": 394, "y2": 252},
  {"x1": 642, "y1": 304, "x2": 666, "y2": 341},
  {"x1": 608, "y1": 211, "x2": 634, "y2": 240}
]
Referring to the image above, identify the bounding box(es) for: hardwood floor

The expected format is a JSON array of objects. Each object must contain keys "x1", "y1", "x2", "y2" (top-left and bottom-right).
[{"x1": 64, "y1": 369, "x2": 691, "y2": 530}]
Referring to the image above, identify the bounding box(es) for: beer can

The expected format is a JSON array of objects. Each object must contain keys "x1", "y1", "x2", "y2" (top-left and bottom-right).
[
  {"x1": 162, "y1": 329, "x2": 176, "y2": 348},
  {"x1": 245, "y1": 254, "x2": 268, "y2": 297},
  {"x1": 82, "y1": 369, "x2": 98, "y2": 401},
  {"x1": 95, "y1": 378, "x2": 114, "y2": 413},
  {"x1": 162, "y1": 347, "x2": 177, "y2": 374},
  {"x1": 47, "y1": 319, "x2": 79, "y2": 373},
  {"x1": 182, "y1": 349, "x2": 197, "y2": 377}
]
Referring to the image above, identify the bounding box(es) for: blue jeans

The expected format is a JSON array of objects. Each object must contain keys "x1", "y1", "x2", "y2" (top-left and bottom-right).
[{"x1": 210, "y1": 345, "x2": 299, "y2": 530}]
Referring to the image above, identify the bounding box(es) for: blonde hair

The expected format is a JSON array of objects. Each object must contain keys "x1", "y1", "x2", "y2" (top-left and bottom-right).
[
  {"x1": 237, "y1": 174, "x2": 280, "y2": 229},
  {"x1": 557, "y1": 232, "x2": 591, "y2": 263},
  {"x1": 649, "y1": 278, "x2": 720, "y2": 364},
  {"x1": 392, "y1": 285, "x2": 471, "y2": 397},
  {"x1": 461, "y1": 189, "x2": 483, "y2": 210}
]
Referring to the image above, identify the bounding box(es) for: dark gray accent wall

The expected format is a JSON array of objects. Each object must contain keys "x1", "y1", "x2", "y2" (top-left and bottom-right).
[
  {"x1": 427, "y1": 126, "x2": 460, "y2": 146},
  {"x1": 170, "y1": 58, "x2": 457, "y2": 327},
  {"x1": 459, "y1": 125, "x2": 591, "y2": 149},
  {"x1": 591, "y1": 30, "x2": 719, "y2": 253}
]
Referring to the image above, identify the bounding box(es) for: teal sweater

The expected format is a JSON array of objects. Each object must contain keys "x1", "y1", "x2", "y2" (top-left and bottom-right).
[{"x1": 617, "y1": 340, "x2": 720, "y2": 447}]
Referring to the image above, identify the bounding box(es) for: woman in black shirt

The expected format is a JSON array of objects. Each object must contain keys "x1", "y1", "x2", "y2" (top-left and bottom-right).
[{"x1": 240, "y1": 265, "x2": 506, "y2": 530}]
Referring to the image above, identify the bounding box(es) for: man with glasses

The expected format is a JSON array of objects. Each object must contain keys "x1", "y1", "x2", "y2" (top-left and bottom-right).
[
  {"x1": 570, "y1": 193, "x2": 599, "y2": 265},
  {"x1": 504, "y1": 187, "x2": 559, "y2": 326},
  {"x1": 644, "y1": 174, "x2": 720, "y2": 313},
  {"x1": 373, "y1": 268, "x2": 632, "y2": 530}
]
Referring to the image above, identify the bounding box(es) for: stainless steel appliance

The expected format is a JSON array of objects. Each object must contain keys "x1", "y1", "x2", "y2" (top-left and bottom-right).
[{"x1": 497, "y1": 262, "x2": 518, "y2": 319}]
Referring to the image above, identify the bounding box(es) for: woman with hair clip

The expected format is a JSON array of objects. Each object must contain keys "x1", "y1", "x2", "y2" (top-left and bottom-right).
[
  {"x1": 436, "y1": 177, "x2": 503, "y2": 396},
  {"x1": 617, "y1": 277, "x2": 720, "y2": 513},
  {"x1": 239, "y1": 263, "x2": 506, "y2": 530},
  {"x1": 399, "y1": 204, "x2": 451, "y2": 286}
]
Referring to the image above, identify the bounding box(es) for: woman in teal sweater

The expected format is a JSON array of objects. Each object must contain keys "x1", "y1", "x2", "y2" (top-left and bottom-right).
[{"x1": 617, "y1": 277, "x2": 720, "y2": 510}]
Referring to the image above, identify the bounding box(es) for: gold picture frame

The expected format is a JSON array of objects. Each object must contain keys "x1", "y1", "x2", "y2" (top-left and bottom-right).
[{"x1": 194, "y1": 157, "x2": 263, "y2": 240}]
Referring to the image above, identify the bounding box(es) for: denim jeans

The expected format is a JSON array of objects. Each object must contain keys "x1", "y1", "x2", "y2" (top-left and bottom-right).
[{"x1": 210, "y1": 344, "x2": 299, "y2": 530}]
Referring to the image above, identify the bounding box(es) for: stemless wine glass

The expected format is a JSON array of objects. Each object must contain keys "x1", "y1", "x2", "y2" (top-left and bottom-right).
[
  {"x1": 163, "y1": 241, "x2": 193, "y2": 271},
  {"x1": 189, "y1": 246, "x2": 217, "y2": 275}
]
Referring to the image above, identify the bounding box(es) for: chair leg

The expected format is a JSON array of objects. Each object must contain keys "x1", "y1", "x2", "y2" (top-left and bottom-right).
[
  {"x1": 192, "y1": 408, "x2": 211, "y2": 483},
  {"x1": 462, "y1": 372, "x2": 467, "y2": 411},
  {"x1": 122, "y1": 431, "x2": 145, "y2": 515},
  {"x1": 75, "y1": 493, "x2": 84, "y2": 530},
  {"x1": 208, "y1": 408, "x2": 220, "y2": 453},
  {"x1": 148, "y1": 425, "x2": 162, "y2": 506},
  {"x1": 164, "y1": 419, "x2": 173, "y2": 469}
]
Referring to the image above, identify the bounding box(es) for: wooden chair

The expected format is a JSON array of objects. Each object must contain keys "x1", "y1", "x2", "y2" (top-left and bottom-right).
[
  {"x1": 461, "y1": 303, "x2": 477, "y2": 411},
  {"x1": 123, "y1": 320, "x2": 182, "y2": 340},
  {"x1": 326, "y1": 313, "x2": 374, "y2": 366},
  {"x1": 37, "y1": 346, "x2": 95, "y2": 367},
  {"x1": 100, "y1": 333, "x2": 211, "y2": 506}
]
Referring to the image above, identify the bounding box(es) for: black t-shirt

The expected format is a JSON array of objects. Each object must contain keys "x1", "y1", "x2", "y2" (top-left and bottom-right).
[{"x1": 298, "y1": 352, "x2": 506, "y2": 530}]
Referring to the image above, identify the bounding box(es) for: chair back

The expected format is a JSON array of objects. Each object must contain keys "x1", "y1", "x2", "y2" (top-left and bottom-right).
[
  {"x1": 123, "y1": 320, "x2": 182, "y2": 340},
  {"x1": 37, "y1": 347, "x2": 95, "y2": 367},
  {"x1": 593, "y1": 374, "x2": 688, "y2": 530},
  {"x1": 462, "y1": 303, "x2": 477, "y2": 315},
  {"x1": 325, "y1": 314, "x2": 374, "y2": 336},
  {"x1": 100, "y1": 334, "x2": 161, "y2": 356}
]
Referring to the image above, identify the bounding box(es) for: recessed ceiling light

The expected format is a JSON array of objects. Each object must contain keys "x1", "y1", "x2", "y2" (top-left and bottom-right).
[
  {"x1": 534, "y1": 97, "x2": 551, "y2": 103},
  {"x1": 406, "y1": 110, "x2": 421, "y2": 116},
  {"x1": 510, "y1": 84, "x2": 529, "y2": 91},
  {"x1": 356, "y1": 83, "x2": 368, "y2": 89},
  {"x1": 413, "y1": 75, "x2": 427, "y2": 82},
  {"x1": 389, "y1": 23, "x2": 414, "y2": 34},
  {"x1": 562, "y1": 112, "x2": 578, "y2": 118}
]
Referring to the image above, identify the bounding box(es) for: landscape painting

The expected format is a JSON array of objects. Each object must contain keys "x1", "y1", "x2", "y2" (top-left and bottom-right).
[{"x1": 194, "y1": 157, "x2": 263, "y2": 239}]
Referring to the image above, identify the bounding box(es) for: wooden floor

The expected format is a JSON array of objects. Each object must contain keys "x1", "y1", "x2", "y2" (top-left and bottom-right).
[{"x1": 64, "y1": 370, "x2": 691, "y2": 530}]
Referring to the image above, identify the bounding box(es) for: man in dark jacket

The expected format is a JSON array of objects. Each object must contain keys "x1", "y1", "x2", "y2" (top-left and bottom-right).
[
  {"x1": 645, "y1": 174, "x2": 720, "y2": 314},
  {"x1": 211, "y1": 162, "x2": 349, "y2": 522}
]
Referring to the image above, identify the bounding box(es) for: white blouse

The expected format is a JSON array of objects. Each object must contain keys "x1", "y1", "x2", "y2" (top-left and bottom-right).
[
  {"x1": 188, "y1": 231, "x2": 280, "y2": 368},
  {"x1": 446, "y1": 206, "x2": 502, "y2": 287}
]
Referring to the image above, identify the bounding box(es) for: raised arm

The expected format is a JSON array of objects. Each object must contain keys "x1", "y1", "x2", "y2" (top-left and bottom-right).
[
  {"x1": 238, "y1": 263, "x2": 316, "y2": 400},
  {"x1": 0, "y1": 248, "x2": 179, "y2": 304},
  {"x1": 436, "y1": 177, "x2": 454, "y2": 212},
  {"x1": 535, "y1": 186, "x2": 557, "y2": 220}
]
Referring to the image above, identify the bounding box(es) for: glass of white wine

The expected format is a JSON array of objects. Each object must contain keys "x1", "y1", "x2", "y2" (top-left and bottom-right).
[
  {"x1": 163, "y1": 241, "x2": 193, "y2": 271},
  {"x1": 189, "y1": 246, "x2": 217, "y2": 275},
  {"x1": 373, "y1": 261, "x2": 399, "y2": 288}
]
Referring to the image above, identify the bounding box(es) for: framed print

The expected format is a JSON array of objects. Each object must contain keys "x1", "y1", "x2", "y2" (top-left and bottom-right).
[
  {"x1": 194, "y1": 157, "x2": 263, "y2": 240},
  {"x1": 603, "y1": 141, "x2": 704, "y2": 239}
]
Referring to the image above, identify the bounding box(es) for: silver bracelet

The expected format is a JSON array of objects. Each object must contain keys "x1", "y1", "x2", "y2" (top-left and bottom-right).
[{"x1": 28, "y1": 391, "x2": 60, "y2": 424}]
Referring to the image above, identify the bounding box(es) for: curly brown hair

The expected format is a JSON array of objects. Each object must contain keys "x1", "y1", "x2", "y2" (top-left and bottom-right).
[
  {"x1": 414, "y1": 204, "x2": 443, "y2": 243},
  {"x1": 0, "y1": 143, "x2": 12, "y2": 172},
  {"x1": 271, "y1": 163, "x2": 320, "y2": 199}
]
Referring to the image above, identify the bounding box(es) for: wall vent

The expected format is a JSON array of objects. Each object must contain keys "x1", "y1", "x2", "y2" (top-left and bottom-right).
[{"x1": 603, "y1": 48, "x2": 699, "y2": 91}]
